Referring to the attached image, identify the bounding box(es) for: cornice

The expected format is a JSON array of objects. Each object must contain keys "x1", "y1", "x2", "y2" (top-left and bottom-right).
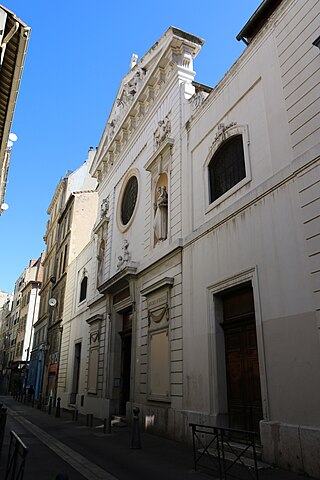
[
  {"x1": 86, "y1": 313, "x2": 104, "y2": 325},
  {"x1": 98, "y1": 265, "x2": 138, "y2": 295},
  {"x1": 144, "y1": 137, "x2": 174, "y2": 172},
  {"x1": 141, "y1": 277, "x2": 174, "y2": 296}
]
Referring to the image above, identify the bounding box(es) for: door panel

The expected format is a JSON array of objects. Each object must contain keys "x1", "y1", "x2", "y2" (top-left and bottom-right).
[
  {"x1": 119, "y1": 311, "x2": 132, "y2": 415},
  {"x1": 224, "y1": 319, "x2": 263, "y2": 434}
]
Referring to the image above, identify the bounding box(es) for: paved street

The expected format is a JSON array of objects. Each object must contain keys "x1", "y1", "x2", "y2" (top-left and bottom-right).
[{"x1": 0, "y1": 396, "x2": 313, "y2": 480}]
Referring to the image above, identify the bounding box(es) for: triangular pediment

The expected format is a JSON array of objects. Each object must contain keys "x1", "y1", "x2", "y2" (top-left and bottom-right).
[{"x1": 90, "y1": 27, "x2": 204, "y2": 179}]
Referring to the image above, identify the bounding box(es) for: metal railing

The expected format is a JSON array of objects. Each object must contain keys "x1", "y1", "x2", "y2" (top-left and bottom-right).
[
  {"x1": 190, "y1": 423, "x2": 259, "y2": 479},
  {"x1": 5, "y1": 430, "x2": 28, "y2": 480}
]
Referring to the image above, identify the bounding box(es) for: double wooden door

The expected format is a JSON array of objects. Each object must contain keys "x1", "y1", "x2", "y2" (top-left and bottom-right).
[
  {"x1": 119, "y1": 311, "x2": 132, "y2": 415},
  {"x1": 222, "y1": 286, "x2": 263, "y2": 434},
  {"x1": 224, "y1": 320, "x2": 262, "y2": 433}
]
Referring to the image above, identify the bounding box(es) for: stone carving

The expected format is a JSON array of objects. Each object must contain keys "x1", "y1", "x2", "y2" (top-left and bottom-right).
[
  {"x1": 97, "y1": 239, "x2": 105, "y2": 286},
  {"x1": 148, "y1": 305, "x2": 168, "y2": 326},
  {"x1": 107, "y1": 68, "x2": 147, "y2": 147},
  {"x1": 154, "y1": 116, "x2": 171, "y2": 150},
  {"x1": 124, "y1": 68, "x2": 145, "y2": 101},
  {"x1": 100, "y1": 197, "x2": 109, "y2": 219},
  {"x1": 117, "y1": 239, "x2": 130, "y2": 269},
  {"x1": 153, "y1": 186, "x2": 168, "y2": 242},
  {"x1": 214, "y1": 122, "x2": 237, "y2": 142},
  {"x1": 130, "y1": 53, "x2": 138, "y2": 69},
  {"x1": 108, "y1": 119, "x2": 117, "y2": 139},
  {"x1": 190, "y1": 90, "x2": 207, "y2": 110}
]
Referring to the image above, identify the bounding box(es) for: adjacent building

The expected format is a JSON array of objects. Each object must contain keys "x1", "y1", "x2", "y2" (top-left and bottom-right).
[
  {"x1": 0, "y1": 257, "x2": 43, "y2": 394},
  {"x1": 34, "y1": 150, "x2": 98, "y2": 403},
  {"x1": 0, "y1": 292, "x2": 12, "y2": 393}
]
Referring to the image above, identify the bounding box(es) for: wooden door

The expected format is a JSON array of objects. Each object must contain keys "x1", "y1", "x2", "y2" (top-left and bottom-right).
[
  {"x1": 222, "y1": 286, "x2": 263, "y2": 434},
  {"x1": 224, "y1": 320, "x2": 262, "y2": 433},
  {"x1": 119, "y1": 312, "x2": 132, "y2": 415}
]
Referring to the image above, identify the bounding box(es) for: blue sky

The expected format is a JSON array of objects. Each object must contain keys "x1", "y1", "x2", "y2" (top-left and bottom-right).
[{"x1": 0, "y1": 0, "x2": 260, "y2": 293}]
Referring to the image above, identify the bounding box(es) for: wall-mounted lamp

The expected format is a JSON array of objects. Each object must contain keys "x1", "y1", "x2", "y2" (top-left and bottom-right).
[{"x1": 312, "y1": 35, "x2": 320, "y2": 49}]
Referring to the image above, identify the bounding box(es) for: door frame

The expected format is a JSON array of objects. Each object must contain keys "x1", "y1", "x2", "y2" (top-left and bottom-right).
[
  {"x1": 112, "y1": 294, "x2": 134, "y2": 415},
  {"x1": 208, "y1": 267, "x2": 269, "y2": 426}
]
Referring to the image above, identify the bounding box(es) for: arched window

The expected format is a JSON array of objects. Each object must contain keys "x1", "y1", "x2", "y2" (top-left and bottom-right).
[
  {"x1": 209, "y1": 135, "x2": 245, "y2": 203},
  {"x1": 79, "y1": 275, "x2": 88, "y2": 303}
]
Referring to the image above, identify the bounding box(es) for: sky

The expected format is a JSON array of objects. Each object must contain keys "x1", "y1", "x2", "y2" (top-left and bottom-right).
[{"x1": 0, "y1": 0, "x2": 261, "y2": 293}]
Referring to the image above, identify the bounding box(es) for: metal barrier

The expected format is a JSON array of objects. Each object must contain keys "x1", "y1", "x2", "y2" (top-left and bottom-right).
[
  {"x1": 190, "y1": 423, "x2": 259, "y2": 480},
  {"x1": 5, "y1": 430, "x2": 28, "y2": 480},
  {"x1": 0, "y1": 404, "x2": 7, "y2": 455}
]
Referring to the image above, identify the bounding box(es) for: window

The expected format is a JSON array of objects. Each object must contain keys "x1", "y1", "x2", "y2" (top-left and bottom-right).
[
  {"x1": 209, "y1": 135, "x2": 246, "y2": 203},
  {"x1": 121, "y1": 176, "x2": 138, "y2": 225},
  {"x1": 117, "y1": 169, "x2": 140, "y2": 232},
  {"x1": 62, "y1": 244, "x2": 68, "y2": 273},
  {"x1": 79, "y1": 276, "x2": 88, "y2": 303}
]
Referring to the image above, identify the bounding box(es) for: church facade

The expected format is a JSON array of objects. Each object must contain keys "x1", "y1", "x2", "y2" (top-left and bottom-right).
[{"x1": 57, "y1": 0, "x2": 320, "y2": 476}]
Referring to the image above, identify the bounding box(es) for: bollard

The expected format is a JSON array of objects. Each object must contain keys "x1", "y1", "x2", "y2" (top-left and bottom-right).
[
  {"x1": 103, "y1": 418, "x2": 111, "y2": 434},
  {"x1": 86, "y1": 413, "x2": 89, "y2": 426},
  {"x1": 38, "y1": 394, "x2": 42, "y2": 410},
  {"x1": 75, "y1": 409, "x2": 78, "y2": 421},
  {"x1": 0, "y1": 406, "x2": 7, "y2": 455},
  {"x1": 32, "y1": 395, "x2": 35, "y2": 408},
  {"x1": 89, "y1": 413, "x2": 93, "y2": 427},
  {"x1": 55, "y1": 397, "x2": 61, "y2": 418},
  {"x1": 131, "y1": 407, "x2": 141, "y2": 449},
  {"x1": 48, "y1": 397, "x2": 52, "y2": 415}
]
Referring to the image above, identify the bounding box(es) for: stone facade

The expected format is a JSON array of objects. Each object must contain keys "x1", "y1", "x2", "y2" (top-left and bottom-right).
[
  {"x1": 0, "y1": 257, "x2": 43, "y2": 394},
  {"x1": 57, "y1": 1, "x2": 320, "y2": 477}
]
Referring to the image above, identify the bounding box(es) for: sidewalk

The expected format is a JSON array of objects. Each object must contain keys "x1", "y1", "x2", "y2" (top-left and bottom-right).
[{"x1": 0, "y1": 395, "x2": 312, "y2": 480}]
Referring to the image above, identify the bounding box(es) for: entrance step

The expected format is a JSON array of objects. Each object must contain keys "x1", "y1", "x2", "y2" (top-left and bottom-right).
[
  {"x1": 206, "y1": 448, "x2": 270, "y2": 470},
  {"x1": 111, "y1": 415, "x2": 127, "y2": 427},
  {"x1": 63, "y1": 404, "x2": 77, "y2": 412},
  {"x1": 222, "y1": 440, "x2": 262, "y2": 460},
  {"x1": 205, "y1": 441, "x2": 269, "y2": 470}
]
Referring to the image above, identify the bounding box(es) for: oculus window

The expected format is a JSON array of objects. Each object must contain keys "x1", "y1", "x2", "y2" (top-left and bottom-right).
[
  {"x1": 121, "y1": 176, "x2": 138, "y2": 226},
  {"x1": 209, "y1": 135, "x2": 245, "y2": 203}
]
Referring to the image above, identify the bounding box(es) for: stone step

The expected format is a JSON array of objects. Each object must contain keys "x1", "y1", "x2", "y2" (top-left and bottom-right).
[
  {"x1": 203, "y1": 441, "x2": 270, "y2": 470},
  {"x1": 221, "y1": 440, "x2": 262, "y2": 460},
  {"x1": 111, "y1": 415, "x2": 127, "y2": 427}
]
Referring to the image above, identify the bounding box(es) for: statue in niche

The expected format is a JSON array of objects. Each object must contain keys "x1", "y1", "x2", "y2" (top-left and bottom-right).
[
  {"x1": 154, "y1": 115, "x2": 171, "y2": 149},
  {"x1": 153, "y1": 185, "x2": 168, "y2": 242},
  {"x1": 100, "y1": 197, "x2": 109, "y2": 219},
  {"x1": 97, "y1": 239, "x2": 105, "y2": 286}
]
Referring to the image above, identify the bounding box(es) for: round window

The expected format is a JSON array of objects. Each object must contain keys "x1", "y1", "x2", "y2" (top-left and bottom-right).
[{"x1": 121, "y1": 175, "x2": 138, "y2": 225}]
